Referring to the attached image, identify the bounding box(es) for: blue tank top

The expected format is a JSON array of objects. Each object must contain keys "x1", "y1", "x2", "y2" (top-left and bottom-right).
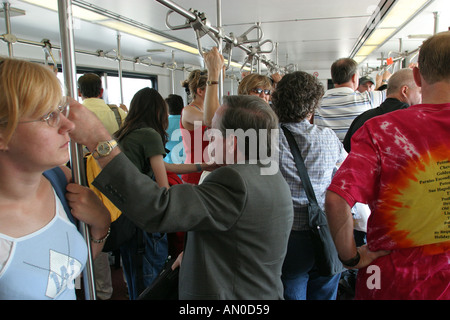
[{"x1": 0, "y1": 190, "x2": 87, "y2": 300}]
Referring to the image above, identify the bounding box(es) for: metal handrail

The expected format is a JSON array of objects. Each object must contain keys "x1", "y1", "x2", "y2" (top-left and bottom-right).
[{"x1": 157, "y1": 0, "x2": 279, "y2": 72}]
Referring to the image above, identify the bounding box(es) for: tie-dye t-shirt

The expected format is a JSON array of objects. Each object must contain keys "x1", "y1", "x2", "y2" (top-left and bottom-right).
[{"x1": 328, "y1": 103, "x2": 450, "y2": 300}]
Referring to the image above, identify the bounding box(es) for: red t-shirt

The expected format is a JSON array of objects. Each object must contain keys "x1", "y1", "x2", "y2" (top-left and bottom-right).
[{"x1": 328, "y1": 103, "x2": 450, "y2": 299}]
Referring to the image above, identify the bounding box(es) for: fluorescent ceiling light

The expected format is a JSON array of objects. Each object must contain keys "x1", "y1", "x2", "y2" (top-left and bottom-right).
[
  {"x1": 365, "y1": 28, "x2": 396, "y2": 46},
  {"x1": 352, "y1": 0, "x2": 431, "y2": 64},
  {"x1": 379, "y1": 0, "x2": 429, "y2": 28},
  {"x1": 227, "y1": 60, "x2": 251, "y2": 71},
  {"x1": 99, "y1": 20, "x2": 170, "y2": 43},
  {"x1": 356, "y1": 45, "x2": 377, "y2": 56},
  {"x1": 21, "y1": 0, "x2": 202, "y2": 57},
  {"x1": 354, "y1": 56, "x2": 367, "y2": 64},
  {"x1": 164, "y1": 42, "x2": 199, "y2": 55},
  {"x1": 20, "y1": 0, "x2": 106, "y2": 21},
  {"x1": 20, "y1": 0, "x2": 57, "y2": 11},
  {"x1": 72, "y1": 6, "x2": 108, "y2": 21}
]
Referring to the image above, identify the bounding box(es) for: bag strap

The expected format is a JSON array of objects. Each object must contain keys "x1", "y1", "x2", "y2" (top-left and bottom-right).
[
  {"x1": 43, "y1": 167, "x2": 77, "y2": 225},
  {"x1": 280, "y1": 125, "x2": 318, "y2": 206},
  {"x1": 108, "y1": 104, "x2": 122, "y2": 128}
]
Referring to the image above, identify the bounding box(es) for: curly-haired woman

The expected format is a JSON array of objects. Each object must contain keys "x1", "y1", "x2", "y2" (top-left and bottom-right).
[{"x1": 271, "y1": 71, "x2": 347, "y2": 300}]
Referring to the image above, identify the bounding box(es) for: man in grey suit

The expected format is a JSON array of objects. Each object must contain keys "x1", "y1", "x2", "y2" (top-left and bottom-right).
[{"x1": 66, "y1": 93, "x2": 294, "y2": 299}]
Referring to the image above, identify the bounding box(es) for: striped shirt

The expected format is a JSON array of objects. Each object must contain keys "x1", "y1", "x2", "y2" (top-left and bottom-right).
[
  {"x1": 279, "y1": 121, "x2": 347, "y2": 231},
  {"x1": 315, "y1": 87, "x2": 386, "y2": 141}
]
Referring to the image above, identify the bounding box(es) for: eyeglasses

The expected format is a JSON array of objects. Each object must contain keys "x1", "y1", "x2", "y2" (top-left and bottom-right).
[
  {"x1": 19, "y1": 102, "x2": 70, "y2": 127},
  {"x1": 251, "y1": 88, "x2": 271, "y2": 95}
]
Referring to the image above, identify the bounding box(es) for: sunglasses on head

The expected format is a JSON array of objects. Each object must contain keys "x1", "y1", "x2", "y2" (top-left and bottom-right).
[{"x1": 251, "y1": 88, "x2": 271, "y2": 95}]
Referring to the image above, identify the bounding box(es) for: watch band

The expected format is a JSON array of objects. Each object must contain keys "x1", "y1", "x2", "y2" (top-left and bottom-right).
[
  {"x1": 92, "y1": 139, "x2": 118, "y2": 160},
  {"x1": 339, "y1": 250, "x2": 361, "y2": 267},
  {"x1": 206, "y1": 80, "x2": 219, "y2": 86}
]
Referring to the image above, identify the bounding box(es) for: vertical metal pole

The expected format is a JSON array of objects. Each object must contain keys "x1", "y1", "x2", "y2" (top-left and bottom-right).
[
  {"x1": 3, "y1": 2, "x2": 13, "y2": 57},
  {"x1": 256, "y1": 22, "x2": 261, "y2": 74},
  {"x1": 117, "y1": 33, "x2": 124, "y2": 104},
  {"x1": 275, "y1": 42, "x2": 279, "y2": 66},
  {"x1": 216, "y1": 0, "x2": 223, "y2": 104},
  {"x1": 433, "y1": 12, "x2": 439, "y2": 35},
  {"x1": 57, "y1": 0, "x2": 96, "y2": 300},
  {"x1": 103, "y1": 72, "x2": 109, "y2": 104},
  {"x1": 171, "y1": 50, "x2": 175, "y2": 94}
]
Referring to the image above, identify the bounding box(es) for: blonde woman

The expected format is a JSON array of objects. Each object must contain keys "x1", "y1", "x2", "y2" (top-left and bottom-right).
[
  {"x1": 0, "y1": 58, "x2": 110, "y2": 300},
  {"x1": 238, "y1": 73, "x2": 273, "y2": 103}
]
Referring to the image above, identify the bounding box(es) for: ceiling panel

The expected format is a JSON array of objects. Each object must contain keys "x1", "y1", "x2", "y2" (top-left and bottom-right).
[{"x1": 4, "y1": 0, "x2": 449, "y2": 77}]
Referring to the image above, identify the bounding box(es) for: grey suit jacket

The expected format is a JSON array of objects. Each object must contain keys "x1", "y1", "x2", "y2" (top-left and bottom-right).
[{"x1": 93, "y1": 153, "x2": 294, "y2": 299}]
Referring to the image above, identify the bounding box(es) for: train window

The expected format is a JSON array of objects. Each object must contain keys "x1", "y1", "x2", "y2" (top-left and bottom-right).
[
  {"x1": 56, "y1": 71, "x2": 157, "y2": 108},
  {"x1": 104, "y1": 76, "x2": 153, "y2": 108}
]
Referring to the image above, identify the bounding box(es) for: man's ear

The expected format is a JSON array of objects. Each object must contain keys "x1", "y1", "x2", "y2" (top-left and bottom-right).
[
  {"x1": 413, "y1": 66, "x2": 422, "y2": 88},
  {"x1": 352, "y1": 73, "x2": 359, "y2": 90},
  {"x1": 226, "y1": 135, "x2": 237, "y2": 153},
  {"x1": 400, "y1": 85, "x2": 408, "y2": 99},
  {"x1": 225, "y1": 135, "x2": 238, "y2": 164}
]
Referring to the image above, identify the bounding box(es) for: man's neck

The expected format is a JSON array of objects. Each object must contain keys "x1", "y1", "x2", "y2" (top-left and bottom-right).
[
  {"x1": 333, "y1": 82, "x2": 355, "y2": 91},
  {"x1": 421, "y1": 82, "x2": 450, "y2": 104}
]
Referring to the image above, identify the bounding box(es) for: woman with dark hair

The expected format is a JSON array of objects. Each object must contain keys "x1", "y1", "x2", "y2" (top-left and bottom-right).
[
  {"x1": 271, "y1": 71, "x2": 347, "y2": 300},
  {"x1": 113, "y1": 87, "x2": 170, "y2": 299},
  {"x1": 164, "y1": 94, "x2": 185, "y2": 165},
  {"x1": 115, "y1": 87, "x2": 169, "y2": 188}
]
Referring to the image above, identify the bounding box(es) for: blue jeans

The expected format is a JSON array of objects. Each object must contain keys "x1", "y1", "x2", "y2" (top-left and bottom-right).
[
  {"x1": 120, "y1": 231, "x2": 168, "y2": 300},
  {"x1": 281, "y1": 230, "x2": 340, "y2": 300}
]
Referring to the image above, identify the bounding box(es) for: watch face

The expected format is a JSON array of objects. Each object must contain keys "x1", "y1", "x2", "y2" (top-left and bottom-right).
[{"x1": 98, "y1": 142, "x2": 111, "y2": 156}]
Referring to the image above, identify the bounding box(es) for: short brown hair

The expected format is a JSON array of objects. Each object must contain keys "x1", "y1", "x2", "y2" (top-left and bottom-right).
[
  {"x1": 418, "y1": 31, "x2": 450, "y2": 85},
  {"x1": 78, "y1": 73, "x2": 102, "y2": 98},
  {"x1": 331, "y1": 58, "x2": 358, "y2": 85},
  {"x1": 219, "y1": 95, "x2": 278, "y2": 160}
]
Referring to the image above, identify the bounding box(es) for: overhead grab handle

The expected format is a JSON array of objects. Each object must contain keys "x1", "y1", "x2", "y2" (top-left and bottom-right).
[
  {"x1": 256, "y1": 39, "x2": 274, "y2": 54},
  {"x1": 157, "y1": 0, "x2": 283, "y2": 72},
  {"x1": 134, "y1": 55, "x2": 153, "y2": 66},
  {"x1": 166, "y1": 8, "x2": 219, "y2": 57},
  {"x1": 236, "y1": 24, "x2": 264, "y2": 45},
  {"x1": 165, "y1": 9, "x2": 193, "y2": 30},
  {"x1": 223, "y1": 39, "x2": 234, "y2": 70}
]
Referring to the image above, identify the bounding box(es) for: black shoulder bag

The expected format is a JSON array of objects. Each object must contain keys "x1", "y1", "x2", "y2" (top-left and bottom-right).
[{"x1": 281, "y1": 125, "x2": 345, "y2": 277}]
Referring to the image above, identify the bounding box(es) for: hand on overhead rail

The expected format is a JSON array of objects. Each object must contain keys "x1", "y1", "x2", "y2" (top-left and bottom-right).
[
  {"x1": 375, "y1": 70, "x2": 392, "y2": 89},
  {"x1": 408, "y1": 62, "x2": 418, "y2": 69},
  {"x1": 270, "y1": 72, "x2": 283, "y2": 84},
  {"x1": 203, "y1": 47, "x2": 224, "y2": 81}
]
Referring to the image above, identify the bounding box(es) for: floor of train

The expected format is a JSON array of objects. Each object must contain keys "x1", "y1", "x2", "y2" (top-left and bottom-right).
[
  {"x1": 76, "y1": 253, "x2": 130, "y2": 300},
  {"x1": 75, "y1": 254, "x2": 356, "y2": 300}
]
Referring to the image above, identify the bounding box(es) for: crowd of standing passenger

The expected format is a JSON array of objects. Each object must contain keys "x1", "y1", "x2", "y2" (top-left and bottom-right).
[{"x1": 0, "y1": 31, "x2": 449, "y2": 300}]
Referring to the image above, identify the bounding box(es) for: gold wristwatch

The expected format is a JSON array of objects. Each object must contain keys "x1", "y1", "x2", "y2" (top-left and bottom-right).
[{"x1": 92, "y1": 140, "x2": 118, "y2": 159}]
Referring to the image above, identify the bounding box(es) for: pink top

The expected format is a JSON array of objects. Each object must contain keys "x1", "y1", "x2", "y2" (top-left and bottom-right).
[{"x1": 180, "y1": 107, "x2": 210, "y2": 185}]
